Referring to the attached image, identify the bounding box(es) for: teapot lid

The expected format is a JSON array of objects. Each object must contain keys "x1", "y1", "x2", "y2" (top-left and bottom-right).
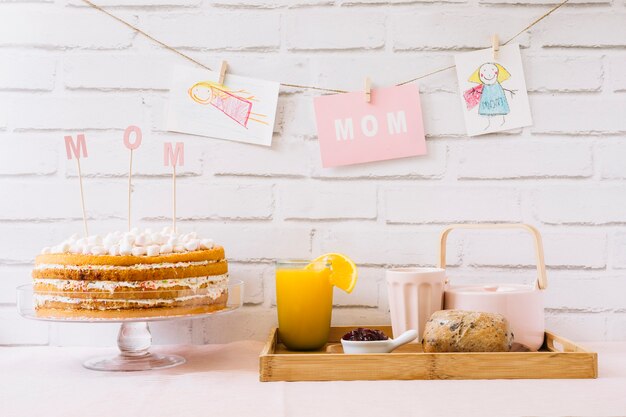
[{"x1": 447, "y1": 284, "x2": 538, "y2": 295}]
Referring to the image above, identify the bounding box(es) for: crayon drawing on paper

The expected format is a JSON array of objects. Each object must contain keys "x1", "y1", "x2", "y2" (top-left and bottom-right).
[
  {"x1": 167, "y1": 65, "x2": 279, "y2": 146},
  {"x1": 188, "y1": 81, "x2": 269, "y2": 128},
  {"x1": 455, "y1": 43, "x2": 532, "y2": 137}
]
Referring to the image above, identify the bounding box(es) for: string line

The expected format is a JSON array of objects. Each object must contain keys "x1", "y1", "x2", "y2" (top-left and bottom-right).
[
  {"x1": 81, "y1": 0, "x2": 569, "y2": 94},
  {"x1": 81, "y1": 0, "x2": 213, "y2": 72},
  {"x1": 502, "y1": 0, "x2": 569, "y2": 46}
]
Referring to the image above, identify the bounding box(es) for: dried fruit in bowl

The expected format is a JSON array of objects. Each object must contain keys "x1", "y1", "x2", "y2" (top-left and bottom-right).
[{"x1": 342, "y1": 328, "x2": 389, "y2": 341}]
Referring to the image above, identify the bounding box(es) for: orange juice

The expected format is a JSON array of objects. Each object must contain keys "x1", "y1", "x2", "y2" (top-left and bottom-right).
[{"x1": 276, "y1": 261, "x2": 333, "y2": 350}]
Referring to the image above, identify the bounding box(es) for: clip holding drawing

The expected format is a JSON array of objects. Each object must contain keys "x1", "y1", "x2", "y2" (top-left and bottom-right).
[
  {"x1": 218, "y1": 61, "x2": 228, "y2": 86},
  {"x1": 365, "y1": 77, "x2": 372, "y2": 103},
  {"x1": 491, "y1": 34, "x2": 500, "y2": 61}
]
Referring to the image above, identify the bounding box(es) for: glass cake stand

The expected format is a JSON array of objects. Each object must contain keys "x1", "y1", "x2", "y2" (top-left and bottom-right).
[{"x1": 16, "y1": 281, "x2": 243, "y2": 372}]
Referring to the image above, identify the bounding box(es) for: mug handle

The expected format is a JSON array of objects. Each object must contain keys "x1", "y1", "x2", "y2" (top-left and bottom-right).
[{"x1": 438, "y1": 223, "x2": 547, "y2": 290}]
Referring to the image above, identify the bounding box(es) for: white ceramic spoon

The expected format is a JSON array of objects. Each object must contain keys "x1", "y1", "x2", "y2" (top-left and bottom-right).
[{"x1": 340, "y1": 329, "x2": 419, "y2": 354}]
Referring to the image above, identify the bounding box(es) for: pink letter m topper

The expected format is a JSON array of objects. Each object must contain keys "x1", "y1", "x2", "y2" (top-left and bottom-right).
[
  {"x1": 313, "y1": 83, "x2": 427, "y2": 168},
  {"x1": 64, "y1": 134, "x2": 88, "y2": 160},
  {"x1": 164, "y1": 142, "x2": 185, "y2": 167}
]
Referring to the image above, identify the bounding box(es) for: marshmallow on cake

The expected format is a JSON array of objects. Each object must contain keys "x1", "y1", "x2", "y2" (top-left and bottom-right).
[{"x1": 33, "y1": 228, "x2": 228, "y2": 319}]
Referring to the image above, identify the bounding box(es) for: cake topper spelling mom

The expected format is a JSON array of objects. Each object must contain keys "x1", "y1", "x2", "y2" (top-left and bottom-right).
[{"x1": 64, "y1": 129, "x2": 184, "y2": 238}]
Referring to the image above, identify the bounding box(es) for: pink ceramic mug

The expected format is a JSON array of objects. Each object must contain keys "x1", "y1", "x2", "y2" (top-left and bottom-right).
[{"x1": 386, "y1": 268, "x2": 446, "y2": 341}]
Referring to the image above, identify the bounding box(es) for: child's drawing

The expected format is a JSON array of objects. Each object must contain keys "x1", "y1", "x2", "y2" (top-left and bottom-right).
[
  {"x1": 454, "y1": 44, "x2": 532, "y2": 137},
  {"x1": 188, "y1": 81, "x2": 269, "y2": 127},
  {"x1": 167, "y1": 65, "x2": 279, "y2": 147},
  {"x1": 464, "y1": 63, "x2": 516, "y2": 130}
]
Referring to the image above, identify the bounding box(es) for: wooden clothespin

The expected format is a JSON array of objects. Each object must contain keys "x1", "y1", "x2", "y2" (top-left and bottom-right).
[
  {"x1": 218, "y1": 61, "x2": 228, "y2": 86},
  {"x1": 491, "y1": 34, "x2": 500, "y2": 61},
  {"x1": 365, "y1": 77, "x2": 371, "y2": 103}
]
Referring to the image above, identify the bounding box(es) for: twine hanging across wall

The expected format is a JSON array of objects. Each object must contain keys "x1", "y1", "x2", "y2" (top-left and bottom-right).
[{"x1": 80, "y1": 0, "x2": 570, "y2": 95}]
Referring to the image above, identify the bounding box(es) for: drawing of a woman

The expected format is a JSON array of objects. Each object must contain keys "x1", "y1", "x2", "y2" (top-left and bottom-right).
[
  {"x1": 188, "y1": 81, "x2": 268, "y2": 128},
  {"x1": 464, "y1": 63, "x2": 516, "y2": 130}
]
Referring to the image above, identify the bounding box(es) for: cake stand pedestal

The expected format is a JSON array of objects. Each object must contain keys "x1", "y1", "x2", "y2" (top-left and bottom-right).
[
  {"x1": 16, "y1": 281, "x2": 243, "y2": 372},
  {"x1": 83, "y1": 321, "x2": 185, "y2": 371}
]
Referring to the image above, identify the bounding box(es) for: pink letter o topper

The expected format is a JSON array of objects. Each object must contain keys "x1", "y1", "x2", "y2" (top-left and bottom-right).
[{"x1": 123, "y1": 125, "x2": 142, "y2": 150}]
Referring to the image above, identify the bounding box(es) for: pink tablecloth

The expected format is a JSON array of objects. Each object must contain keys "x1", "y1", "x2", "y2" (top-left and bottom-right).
[{"x1": 1, "y1": 341, "x2": 625, "y2": 417}]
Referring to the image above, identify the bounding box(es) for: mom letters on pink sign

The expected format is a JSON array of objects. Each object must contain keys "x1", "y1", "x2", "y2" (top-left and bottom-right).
[{"x1": 313, "y1": 84, "x2": 427, "y2": 168}]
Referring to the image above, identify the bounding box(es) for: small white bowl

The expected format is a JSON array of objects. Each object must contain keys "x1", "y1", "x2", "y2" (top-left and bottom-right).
[{"x1": 340, "y1": 329, "x2": 418, "y2": 354}]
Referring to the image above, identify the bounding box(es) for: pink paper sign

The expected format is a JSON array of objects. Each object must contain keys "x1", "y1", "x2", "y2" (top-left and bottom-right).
[{"x1": 313, "y1": 83, "x2": 427, "y2": 168}]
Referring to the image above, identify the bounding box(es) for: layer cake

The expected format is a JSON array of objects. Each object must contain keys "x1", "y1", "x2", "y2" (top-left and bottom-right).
[{"x1": 33, "y1": 228, "x2": 228, "y2": 319}]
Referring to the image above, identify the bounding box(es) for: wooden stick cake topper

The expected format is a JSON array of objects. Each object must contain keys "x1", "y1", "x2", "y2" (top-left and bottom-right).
[
  {"x1": 164, "y1": 142, "x2": 184, "y2": 233},
  {"x1": 123, "y1": 126, "x2": 142, "y2": 232},
  {"x1": 64, "y1": 134, "x2": 89, "y2": 237}
]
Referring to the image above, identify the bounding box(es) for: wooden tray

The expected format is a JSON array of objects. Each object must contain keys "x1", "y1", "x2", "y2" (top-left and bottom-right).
[{"x1": 259, "y1": 326, "x2": 597, "y2": 382}]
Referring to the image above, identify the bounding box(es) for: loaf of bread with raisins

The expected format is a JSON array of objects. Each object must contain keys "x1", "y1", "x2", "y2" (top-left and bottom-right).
[{"x1": 422, "y1": 310, "x2": 513, "y2": 353}]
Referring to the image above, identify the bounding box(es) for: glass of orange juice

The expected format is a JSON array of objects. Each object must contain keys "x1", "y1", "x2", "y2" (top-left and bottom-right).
[{"x1": 275, "y1": 259, "x2": 334, "y2": 351}]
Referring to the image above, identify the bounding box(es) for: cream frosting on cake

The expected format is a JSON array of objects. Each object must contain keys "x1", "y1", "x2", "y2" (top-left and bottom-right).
[{"x1": 41, "y1": 227, "x2": 214, "y2": 257}]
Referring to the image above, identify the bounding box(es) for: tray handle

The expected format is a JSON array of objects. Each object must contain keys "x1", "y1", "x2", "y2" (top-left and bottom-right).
[
  {"x1": 438, "y1": 223, "x2": 547, "y2": 290},
  {"x1": 545, "y1": 331, "x2": 589, "y2": 353}
]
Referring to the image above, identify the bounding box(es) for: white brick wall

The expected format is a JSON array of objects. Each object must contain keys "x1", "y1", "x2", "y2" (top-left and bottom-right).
[
  {"x1": 0, "y1": 0, "x2": 624, "y2": 346},
  {"x1": 142, "y1": 12, "x2": 281, "y2": 50},
  {"x1": 0, "y1": 9, "x2": 135, "y2": 48},
  {"x1": 286, "y1": 11, "x2": 386, "y2": 50}
]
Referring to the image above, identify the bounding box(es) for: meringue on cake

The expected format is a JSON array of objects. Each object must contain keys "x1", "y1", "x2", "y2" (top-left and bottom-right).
[{"x1": 33, "y1": 228, "x2": 228, "y2": 319}]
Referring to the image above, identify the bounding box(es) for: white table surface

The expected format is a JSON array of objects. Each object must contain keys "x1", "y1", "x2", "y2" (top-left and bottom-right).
[{"x1": 1, "y1": 341, "x2": 625, "y2": 417}]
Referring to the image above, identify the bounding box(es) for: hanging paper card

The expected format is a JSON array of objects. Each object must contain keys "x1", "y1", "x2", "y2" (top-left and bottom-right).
[
  {"x1": 454, "y1": 43, "x2": 532, "y2": 137},
  {"x1": 313, "y1": 83, "x2": 427, "y2": 168},
  {"x1": 166, "y1": 65, "x2": 279, "y2": 146}
]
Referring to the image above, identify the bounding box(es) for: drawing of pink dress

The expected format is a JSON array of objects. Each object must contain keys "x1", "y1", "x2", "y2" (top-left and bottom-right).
[{"x1": 211, "y1": 89, "x2": 253, "y2": 128}]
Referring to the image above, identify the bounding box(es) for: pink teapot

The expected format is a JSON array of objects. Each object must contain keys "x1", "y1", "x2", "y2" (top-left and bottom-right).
[{"x1": 439, "y1": 223, "x2": 548, "y2": 351}]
